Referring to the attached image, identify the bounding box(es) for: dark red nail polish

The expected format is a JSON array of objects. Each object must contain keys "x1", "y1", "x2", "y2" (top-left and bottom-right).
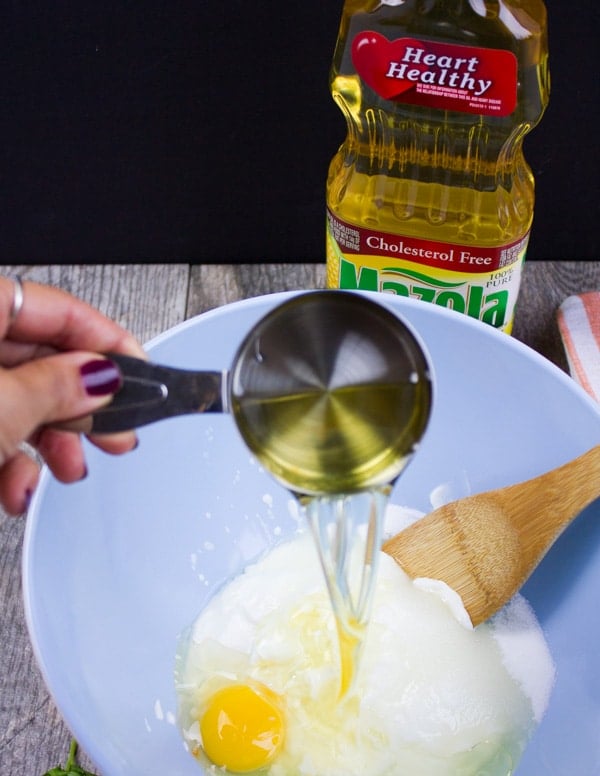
[{"x1": 81, "y1": 359, "x2": 122, "y2": 397}]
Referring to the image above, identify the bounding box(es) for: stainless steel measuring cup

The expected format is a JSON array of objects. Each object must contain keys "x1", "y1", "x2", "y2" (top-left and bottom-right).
[{"x1": 91, "y1": 291, "x2": 433, "y2": 496}]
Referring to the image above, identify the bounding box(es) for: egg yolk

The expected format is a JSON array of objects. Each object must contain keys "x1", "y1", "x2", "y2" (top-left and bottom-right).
[{"x1": 200, "y1": 683, "x2": 284, "y2": 773}]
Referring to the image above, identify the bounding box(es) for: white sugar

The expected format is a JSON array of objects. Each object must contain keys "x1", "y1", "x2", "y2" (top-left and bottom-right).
[{"x1": 491, "y1": 595, "x2": 555, "y2": 723}]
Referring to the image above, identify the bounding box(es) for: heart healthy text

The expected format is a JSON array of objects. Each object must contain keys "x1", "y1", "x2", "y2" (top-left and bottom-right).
[{"x1": 385, "y1": 46, "x2": 492, "y2": 96}]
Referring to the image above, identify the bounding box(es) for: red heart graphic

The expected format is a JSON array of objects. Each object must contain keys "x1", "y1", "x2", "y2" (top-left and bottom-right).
[{"x1": 352, "y1": 32, "x2": 428, "y2": 100}]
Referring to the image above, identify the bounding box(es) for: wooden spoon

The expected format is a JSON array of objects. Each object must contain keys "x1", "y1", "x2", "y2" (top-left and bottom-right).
[{"x1": 382, "y1": 444, "x2": 600, "y2": 626}]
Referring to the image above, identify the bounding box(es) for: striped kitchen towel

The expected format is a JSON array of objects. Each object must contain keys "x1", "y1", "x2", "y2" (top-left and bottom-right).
[{"x1": 557, "y1": 292, "x2": 600, "y2": 402}]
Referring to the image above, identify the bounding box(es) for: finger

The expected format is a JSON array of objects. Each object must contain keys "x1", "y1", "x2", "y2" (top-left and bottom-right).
[
  {"x1": 0, "y1": 352, "x2": 122, "y2": 465},
  {"x1": 88, "y1": 430, "x2": 139, "y2": 456},
  {"x1": 35, "y1": 428, "x2": 89, "y2": 483},
  {"x1": 0, "y1": 341, "x2": 56, "y2": 367},
  {"x1": 35, "y1": 426, "x2": 138, "y2": 480},
  {"x1": 0, "y1": 450, "x2": 40, "y2": 516},
  {"x1": 47, "y1": 415, "x2": 138, "y2": 455},
  {"x1": 0, "y1": 277, "x2": 146, "y2": 358}
]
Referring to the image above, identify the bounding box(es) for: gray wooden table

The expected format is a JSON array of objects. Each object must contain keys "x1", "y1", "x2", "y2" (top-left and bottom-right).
[{"x1": 1, "y1": 261, "x2": 599, "y2": 775}]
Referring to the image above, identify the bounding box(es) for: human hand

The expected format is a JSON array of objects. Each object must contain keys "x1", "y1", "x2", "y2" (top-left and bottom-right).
[{"x1": 0, "y1": 277, "x2": 146, "y2": 515}]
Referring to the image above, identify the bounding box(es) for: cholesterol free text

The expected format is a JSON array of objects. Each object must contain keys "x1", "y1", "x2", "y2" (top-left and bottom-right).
[{"x1": 366, "y1": 236, "x2": 492, "y2": 266}]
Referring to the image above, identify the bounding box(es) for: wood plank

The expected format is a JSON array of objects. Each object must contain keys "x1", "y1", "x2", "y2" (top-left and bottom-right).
[
  {"x1": 513, "y1": 261, "x2": 600, "y2": 371},
  {"x1": 188, "y1": 263, "x2": 327, "y2": 315},
  {"x1": 9, "y1": 263, "x2": 190, "y2": 344},
  {"x1": 0, "y1": 264, "x2": 190, "y2": 776}
]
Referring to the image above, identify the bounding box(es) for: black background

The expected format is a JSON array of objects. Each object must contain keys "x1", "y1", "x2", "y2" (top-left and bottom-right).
[{"x1": 1, "y1": 1, "x2": 598, "y2": 264}]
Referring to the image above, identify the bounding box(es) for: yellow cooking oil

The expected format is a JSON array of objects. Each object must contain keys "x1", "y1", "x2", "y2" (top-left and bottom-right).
[
  {"x1": 231, "y1": 380, "x2": 430, "y2": 495},
  {"x1": 326, "y1": 0, "x2": 550, "y2": 332}
]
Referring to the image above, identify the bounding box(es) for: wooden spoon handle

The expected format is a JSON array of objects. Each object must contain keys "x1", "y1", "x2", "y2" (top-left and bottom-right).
[{"x1": 498, "y1": 444, "x2": 600, "y2": 570}]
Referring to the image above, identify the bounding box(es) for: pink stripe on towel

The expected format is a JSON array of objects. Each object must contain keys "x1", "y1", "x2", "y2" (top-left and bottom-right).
[{"x1": 557, "y1": 292, "x2": 600, "y2": 402}]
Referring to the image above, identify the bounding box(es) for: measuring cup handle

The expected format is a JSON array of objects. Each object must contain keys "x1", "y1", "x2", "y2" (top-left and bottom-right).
[{"x1": 90, "y1": 353, "x2": 225, "y2": 433}]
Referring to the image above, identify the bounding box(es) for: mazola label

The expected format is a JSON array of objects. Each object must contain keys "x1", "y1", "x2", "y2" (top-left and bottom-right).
[{"x1": 326, "y1": 211, "x2": 529, "y2": 333}]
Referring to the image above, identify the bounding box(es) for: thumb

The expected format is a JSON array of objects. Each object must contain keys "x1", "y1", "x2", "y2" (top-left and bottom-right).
[{"x1": 0, "y1": 353, "x2": 122, "y2": 463}]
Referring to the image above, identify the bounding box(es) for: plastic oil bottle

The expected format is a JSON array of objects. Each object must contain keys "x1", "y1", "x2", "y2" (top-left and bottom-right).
[{"x1": 326, "y1": 0, "x2": 549, "y2": 332}]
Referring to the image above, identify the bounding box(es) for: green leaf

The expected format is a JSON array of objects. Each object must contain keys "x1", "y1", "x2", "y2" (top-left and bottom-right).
[{"x1": 42, "y1": 740, "x2": 99, "y2": 776}]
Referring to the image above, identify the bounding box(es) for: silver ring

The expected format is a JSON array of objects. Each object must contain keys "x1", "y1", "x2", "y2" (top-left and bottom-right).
[{"x1": 9, "y1": 276, "x2": 24, "y2": 324}]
